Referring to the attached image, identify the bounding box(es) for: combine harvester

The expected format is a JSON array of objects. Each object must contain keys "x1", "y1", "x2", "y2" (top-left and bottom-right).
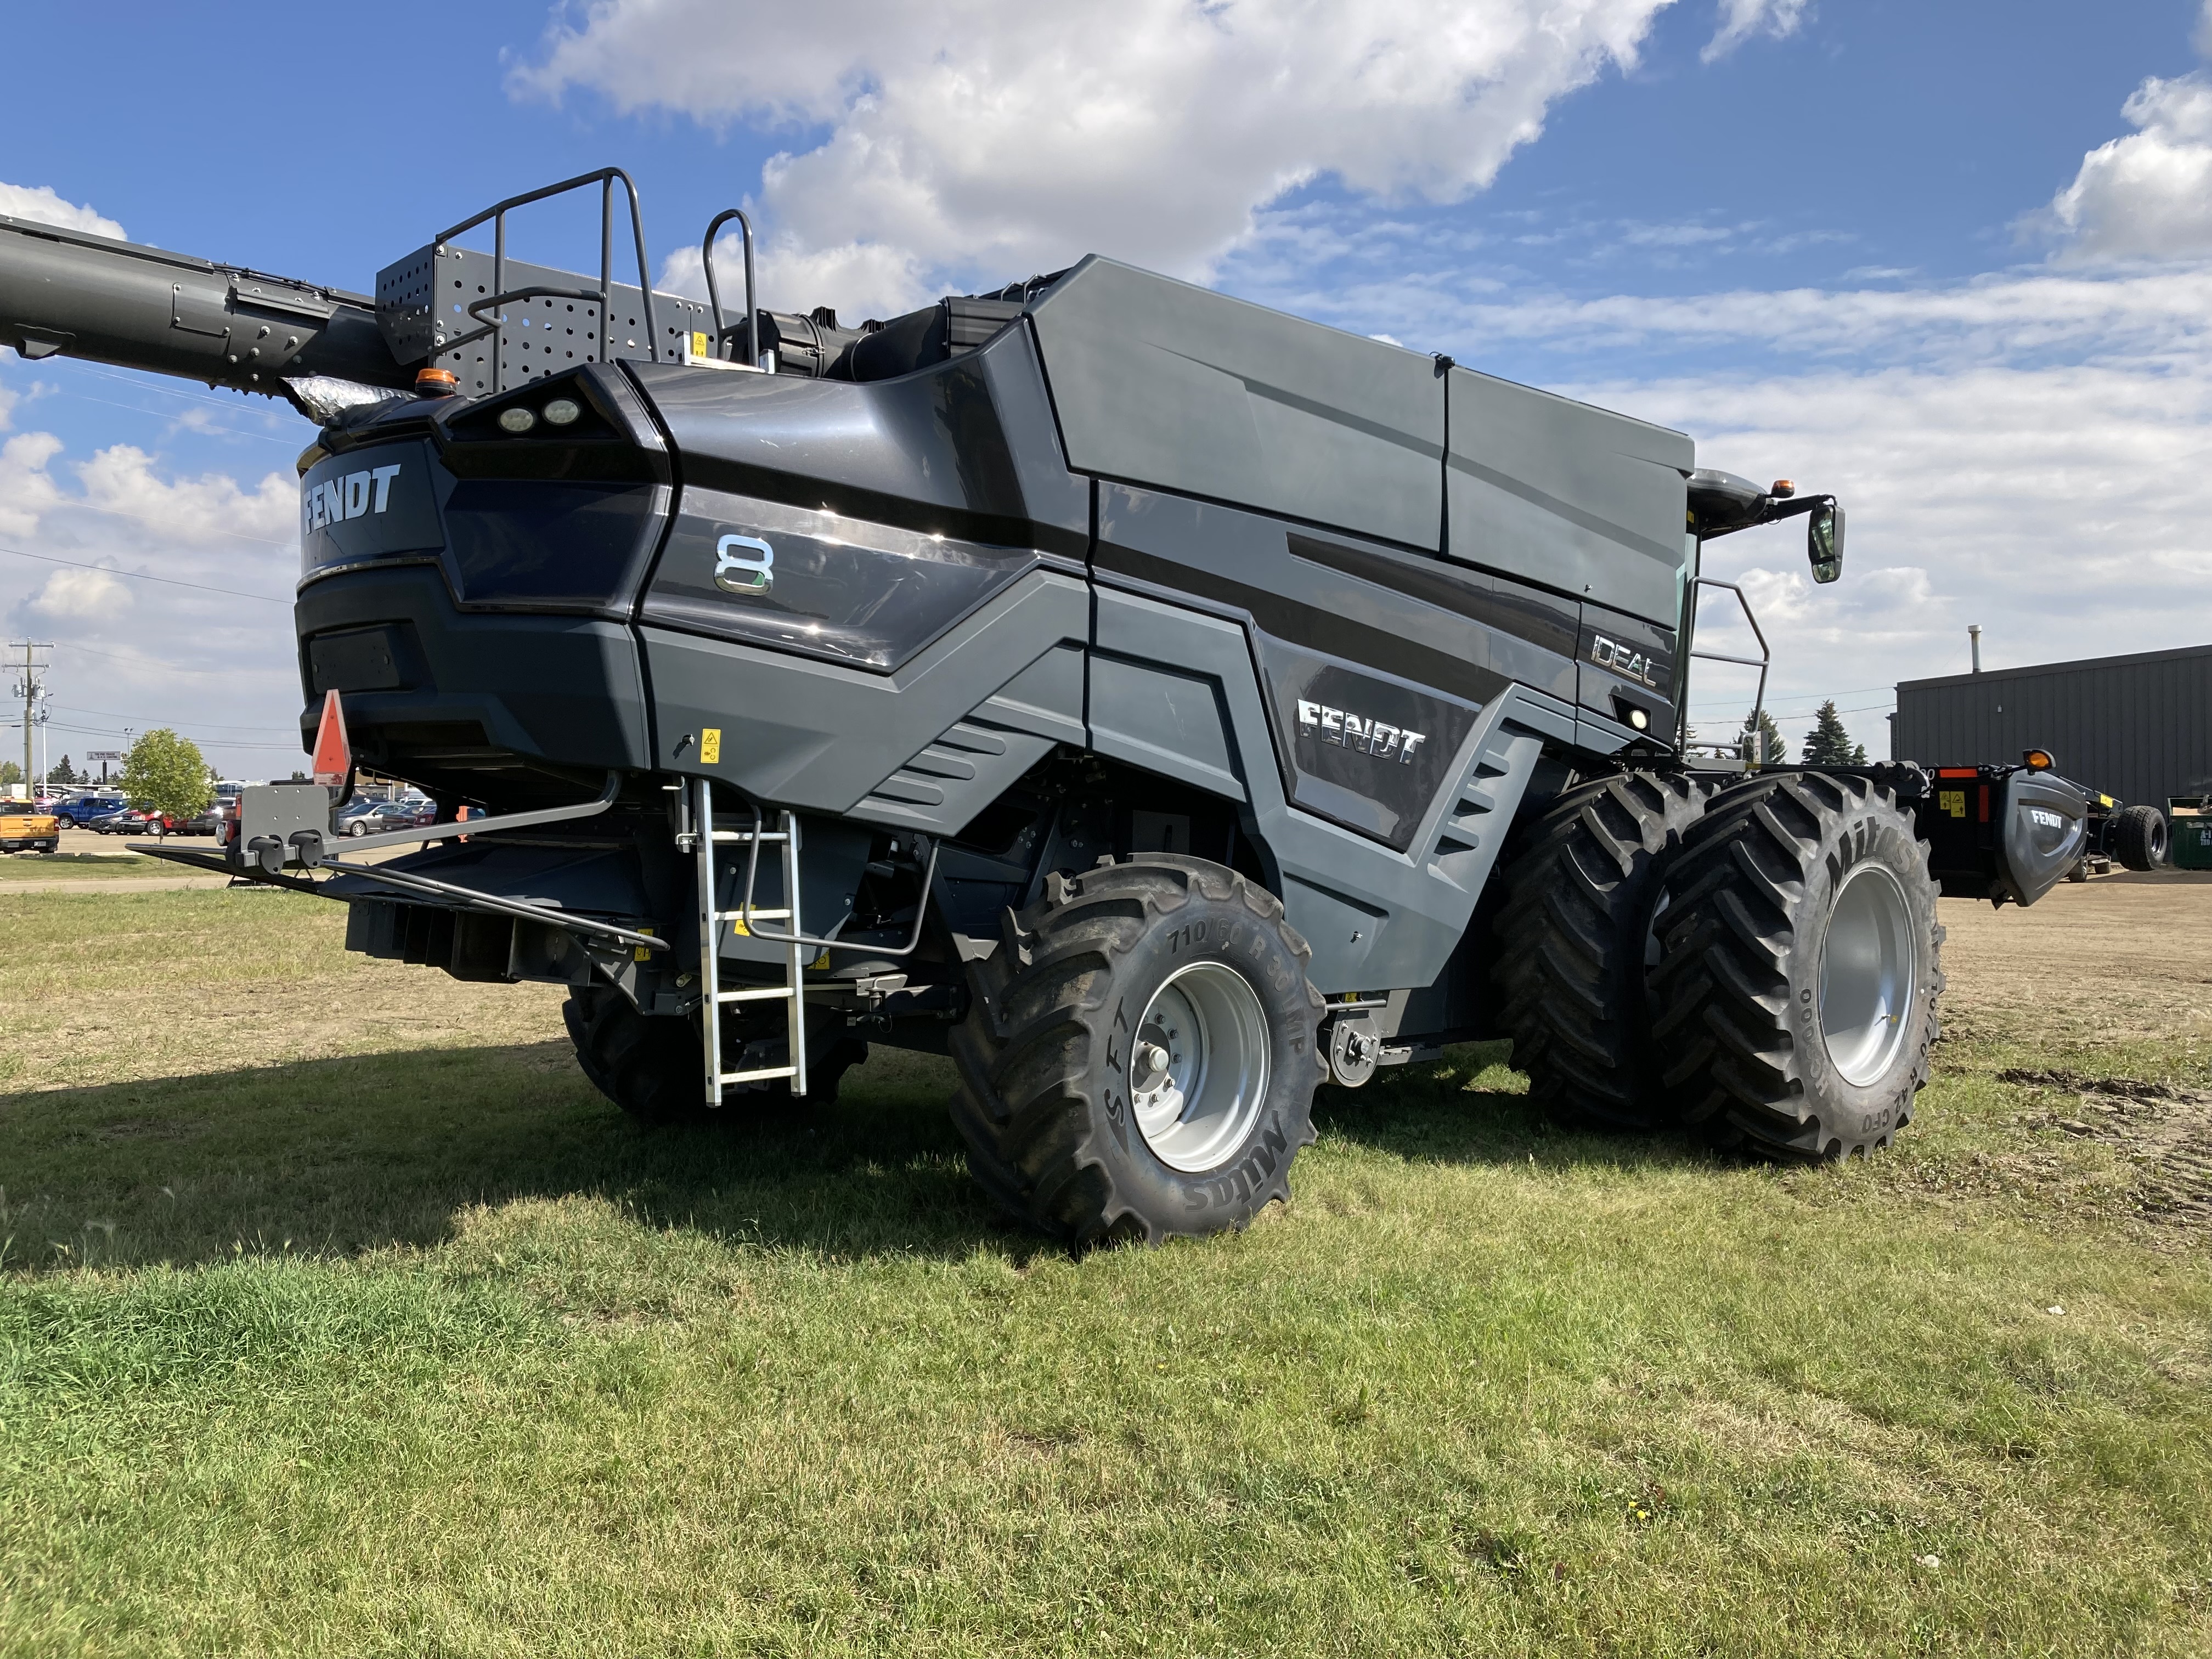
[{"x1": 0, "y1": 171, "x2": 2087, "y2": 1243}]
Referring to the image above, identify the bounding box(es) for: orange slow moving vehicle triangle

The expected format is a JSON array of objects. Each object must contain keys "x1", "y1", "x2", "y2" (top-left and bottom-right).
[{"x1": 311, "y1": 690, "x2": 351, "y2": 787}]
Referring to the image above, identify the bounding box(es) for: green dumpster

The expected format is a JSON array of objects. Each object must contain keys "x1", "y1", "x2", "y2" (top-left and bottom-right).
[{"x1": 2170, "y1": 801, "x2": 2212, "y2": 870}]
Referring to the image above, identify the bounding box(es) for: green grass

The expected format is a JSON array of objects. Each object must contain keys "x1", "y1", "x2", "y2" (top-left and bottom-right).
[
  {"x1": 0, "y1": 850, "x2": 171, "y2": 880},
  {"x1": 0, "y1": 891, "x2": 2205, "y2": 1656}
]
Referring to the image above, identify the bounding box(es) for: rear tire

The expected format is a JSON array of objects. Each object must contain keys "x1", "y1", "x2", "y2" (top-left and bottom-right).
[
  {"x1": 1650, "y1": 772, "x2": 1943, "y2": 1160},
  {"x1": 562, "y1": 985, "x2": 864, "y2": 1125},
  {"x1": 1491, "y1": 770, "x2": 1709, "y2": 1130},
  {"x1": 949, "y1": 856, "x2": 1324, "y2": 1246},
  {"x1": 2115, "y1": 804, "x2": 2168, "y2": 871}
]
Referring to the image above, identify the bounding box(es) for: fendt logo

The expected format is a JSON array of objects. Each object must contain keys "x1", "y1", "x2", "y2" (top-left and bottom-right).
[
  {"x1": 1590, "y1": 633, "x2": 1660, "y2": 687},
  {"x1": 1296, "y1": 699, "x2": 1428, "y2": 764},
  {"x1": 302, "y1": 464, "x2": 402, "y2": 534},
  {"x1": 714, "y1": 533, "x2": 775, "y2": 594}
]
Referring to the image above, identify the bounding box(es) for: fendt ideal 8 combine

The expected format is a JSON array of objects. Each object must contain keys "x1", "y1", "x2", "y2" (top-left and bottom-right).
[{"x1": 0, "y1": 170, "x2": 2091, "y2": 1244}]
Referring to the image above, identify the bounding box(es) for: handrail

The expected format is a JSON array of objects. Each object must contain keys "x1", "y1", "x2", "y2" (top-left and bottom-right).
[
  {"x1": 730, "y1": 794, "x2": 940, "y2": 958},
  {"x1": 434, "y1": 168, "x2": 661, "y2": 384},
  {"x1": 443, "y1": 285, "x2": 605, "y2": 359},
  {"x1": 321, "y1": 769, "x2": 624, "y2": 855},
  {"x1": 1687, "y1": 577, "x2": 1773, "y2": 763},
  {"x1": 700, "y1": 208, "x2": 758, "y2": 368}
]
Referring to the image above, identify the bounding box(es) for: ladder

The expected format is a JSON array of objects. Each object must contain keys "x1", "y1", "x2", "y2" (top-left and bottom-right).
[{"x1": 693, "y1": 777, "x2": 808, "y2": 1104}]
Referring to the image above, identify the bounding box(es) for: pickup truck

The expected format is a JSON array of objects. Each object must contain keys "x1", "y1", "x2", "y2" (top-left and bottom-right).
[{"x1": 0, "y1": 810, "x2": 60, "y2": 854}]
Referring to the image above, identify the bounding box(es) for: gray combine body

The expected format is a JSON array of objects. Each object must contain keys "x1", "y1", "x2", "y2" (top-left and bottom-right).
[{"x1": 0, "y1": 174, "x2": 2083, "y2": 1244}]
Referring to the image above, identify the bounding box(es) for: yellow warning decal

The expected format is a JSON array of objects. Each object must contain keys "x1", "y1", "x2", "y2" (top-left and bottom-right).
[
  {"x1": 700, "y1": 727, "x2": 722, "y2": 764},
  {"x1": 1939, "y1": 789, "x2": 1966, "y2": 818},
  {"x1": 690, "y1": 331, "x2": 711, "y2": 359},
  {"x1": 633, "y1": 925, "x2": 656, "y2": 964}
]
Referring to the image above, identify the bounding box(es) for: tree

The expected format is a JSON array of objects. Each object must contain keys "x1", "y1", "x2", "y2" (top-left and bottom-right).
[
  {"x1": 119, "y1": 729, "x2": 213, "y2": 833},
  {"x1": 45, "y1": 754, "x2": 78, "y2": 787},
  {"x1": 1850, "y1": 741, "x2": 1868, "y2": 764},
  {"x1": 1802, "y1": 700, "x2": 1855, "y2": 765},
  {"x1": 1741, "y1": 707, "x2": 1788, "y2": 767},
  {"x1": 0, "y1": 760, "x2": 19, "y2": 788}
]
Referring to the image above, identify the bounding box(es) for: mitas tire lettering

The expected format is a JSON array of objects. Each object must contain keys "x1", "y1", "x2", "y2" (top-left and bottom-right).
[{"x1": 947, "y1": 854, "x2": 1325, "y2": 1246}]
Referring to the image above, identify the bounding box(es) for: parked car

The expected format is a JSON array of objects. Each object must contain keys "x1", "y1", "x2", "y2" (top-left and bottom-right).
[
  {"x1": 340, "y1": 799, "x2": 435, "y2": 836},
  {"x1": 179, "y1": 805, "x2": 226, "y2": 837},
  {"x1": 57, "y1": 795, "x2": 124, "y2": 826},
  {"x1": 89, "y1": 809, "x2": 177, "y2": 836}
]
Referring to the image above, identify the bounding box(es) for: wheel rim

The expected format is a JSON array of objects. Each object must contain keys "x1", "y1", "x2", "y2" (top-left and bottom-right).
[
  {"x1": 1127, "y1": 961, "x2": 1271, "y2": 1173},
  {"x1": 1820, "y1": 861, "x2": 1916, "y2": 1087}
]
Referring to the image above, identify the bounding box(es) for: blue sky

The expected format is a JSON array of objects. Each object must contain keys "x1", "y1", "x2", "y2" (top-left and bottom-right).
[{"x1": 3, "y1": 0, "x2": 2209, "y2": 775}]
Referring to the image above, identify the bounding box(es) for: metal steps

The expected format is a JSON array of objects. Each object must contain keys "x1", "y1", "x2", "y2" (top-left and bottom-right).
[{"x1": 693, "y1": 777, "x2": 808, "y2": 1103}]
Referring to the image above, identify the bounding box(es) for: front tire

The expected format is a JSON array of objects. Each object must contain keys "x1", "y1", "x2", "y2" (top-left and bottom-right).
[
  {"x1": 562, "y1": 985, "x2": 864, "y2": 1125},
  {"x1": 949, "y1": 856, "x2": 1325, "y2": 1246},
  {"x1": 1491, "y1": 770, "x2": 1709, "y2": 1130},
  {"x1": 1650, "y1": 772, "x2": 1944, "y2": 1160}
]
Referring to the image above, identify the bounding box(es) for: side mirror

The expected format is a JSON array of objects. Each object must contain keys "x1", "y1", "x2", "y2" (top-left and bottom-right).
[{"x1": 1808, "y1": 501, "x2": 1844, "y2": 584}]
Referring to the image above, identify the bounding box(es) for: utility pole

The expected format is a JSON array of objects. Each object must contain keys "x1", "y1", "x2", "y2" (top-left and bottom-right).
[{"x1": 8, "y1": 641, "x2": 52, "y2": 797}]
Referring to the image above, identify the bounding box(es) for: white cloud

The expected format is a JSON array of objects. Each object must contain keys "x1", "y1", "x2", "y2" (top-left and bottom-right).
[
  {"x1": 1702, "y1": 0, "x2": 1810, "y2": 63},
  {"x1": 1581, "y1": 359, "x2": 2212, "y2": 758},
  {"x1": 0, "y1": 181, "x2": 125, "y2": 241},
  {"x1": 0, "y1": 421, "x2": 305, "y2": 780},
  {"x1": 1243, "y1": 250, "x2": 2212, "y2": 371},
  {"x1": 2029, "y1": 72, "x2": 2212, "y2": 263},
  {"x1": 519, "y1": 0, "x2": 1685, "y2": 319},
  {"x1": 70, "y1": 445, "x2": 297, "y2": 550},
  {"x1": 27, "y1": 567, "x2": 132, "y2": 620}
]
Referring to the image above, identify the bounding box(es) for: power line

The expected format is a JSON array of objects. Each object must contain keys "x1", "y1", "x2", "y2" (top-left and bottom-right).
[
  {"x1": 49, "y1": 702, "x2": 297, "y2": 733},
  {"x1": 66, "y1": 361, "x2": 301, "y2": 419},
  {"x1": 42, "y1": 642, "x2": 237, "y2": 678},
  {"x1": 0, "y1": 544, "x2": 291, "y2": 605},
  {"x1": 53, "y1": 388, "x2": 303, "y2": 447},
  {"x1": 8, "y1": 494, "x2": 293, "y2": 549}
]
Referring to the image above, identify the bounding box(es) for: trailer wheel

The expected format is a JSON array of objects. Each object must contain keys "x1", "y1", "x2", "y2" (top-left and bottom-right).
[
  {"x1": 2114, "y1": 804, "x2": 2168, "y2": 871},
  {"x1": 948, "y1": 855, "x2": 1325, "y2": 1246},
  {"x1": 562, "y1": 986, "x2": 863, "y2": 1125},
  {"x1": 1650, "y1": 772, "x2": 1943, "y2": 1160},
  {"x1": 1491, "y1": 769, "x2": 1710, "y2": 1130}
]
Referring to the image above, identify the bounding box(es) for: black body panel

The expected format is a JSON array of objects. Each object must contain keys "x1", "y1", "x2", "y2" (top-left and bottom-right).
[
  {"x1": 296, "y1": 566, "x2": 651, "y2": 806},
  {"x1": 639, "y1": 487, "x2": 1042, "y2": 672},
  {"x1": 628, "y1": 319, "x2": 1089, "y2": 561}
]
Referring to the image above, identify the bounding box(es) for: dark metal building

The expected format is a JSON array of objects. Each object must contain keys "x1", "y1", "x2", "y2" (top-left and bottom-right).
[{"x1": 1894, "y1": 643, "x2": 2212, "y2": 809}]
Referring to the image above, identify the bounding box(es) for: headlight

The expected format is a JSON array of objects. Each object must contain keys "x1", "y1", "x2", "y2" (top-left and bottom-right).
[
  {"x1": 496, "y1": 406, "x2": 538, "y2": 435},
  {"x1": 543, "y1": 398, "x2": 582, "y2": 426}
]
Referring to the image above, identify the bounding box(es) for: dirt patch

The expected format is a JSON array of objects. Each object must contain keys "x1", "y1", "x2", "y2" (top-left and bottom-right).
[
  {"x1": 1937, "y1": 872, "x2": 2212, "y2": 1048},
  {"x1": 1995, "y1": 1067, "x2": 2212, "y2": 1226}
]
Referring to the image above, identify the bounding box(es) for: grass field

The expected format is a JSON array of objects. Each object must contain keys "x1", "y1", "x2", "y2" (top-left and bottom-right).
[
  {"x1": 0, "y1": 851, "x2": 167, "y2": 881},
  {"x1": 0, "y1": 883, "x2": 2206, "y2": 1656}
]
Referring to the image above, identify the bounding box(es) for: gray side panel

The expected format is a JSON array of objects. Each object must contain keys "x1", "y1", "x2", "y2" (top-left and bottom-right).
[
  {"x1": 643, "y1": 571, "x2": 1088, "y2": 816},
  {"x1": 1028, "y1": 257, "x2": 1443, "y2": 550},
  {"x1": 1095, "y1": 589, "x2": 1547, "y2": 993},
  {"x1": 1089, "y1": 657, "x2": 1246, "y2": 802},
  {"x1": 1447, "y1": 365, "x2": 1692, "y2": 625},
  {"x1": 853, "y1": 644, "x2": 1089, "y2": 833}
]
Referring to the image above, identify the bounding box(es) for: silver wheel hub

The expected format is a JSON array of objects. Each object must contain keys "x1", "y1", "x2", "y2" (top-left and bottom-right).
[
  {"x1": 1128, "y1": 961, "x2": 1271, "y2": 1173},
  {"x1": 1820, "y1": 861, "x2": 1916, "y2": 1087}
]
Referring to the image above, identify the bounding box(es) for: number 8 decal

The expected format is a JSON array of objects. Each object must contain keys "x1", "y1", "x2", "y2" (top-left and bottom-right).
[{"x1": 714, "y1": 533, "x2": 774, "y2": 593}]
